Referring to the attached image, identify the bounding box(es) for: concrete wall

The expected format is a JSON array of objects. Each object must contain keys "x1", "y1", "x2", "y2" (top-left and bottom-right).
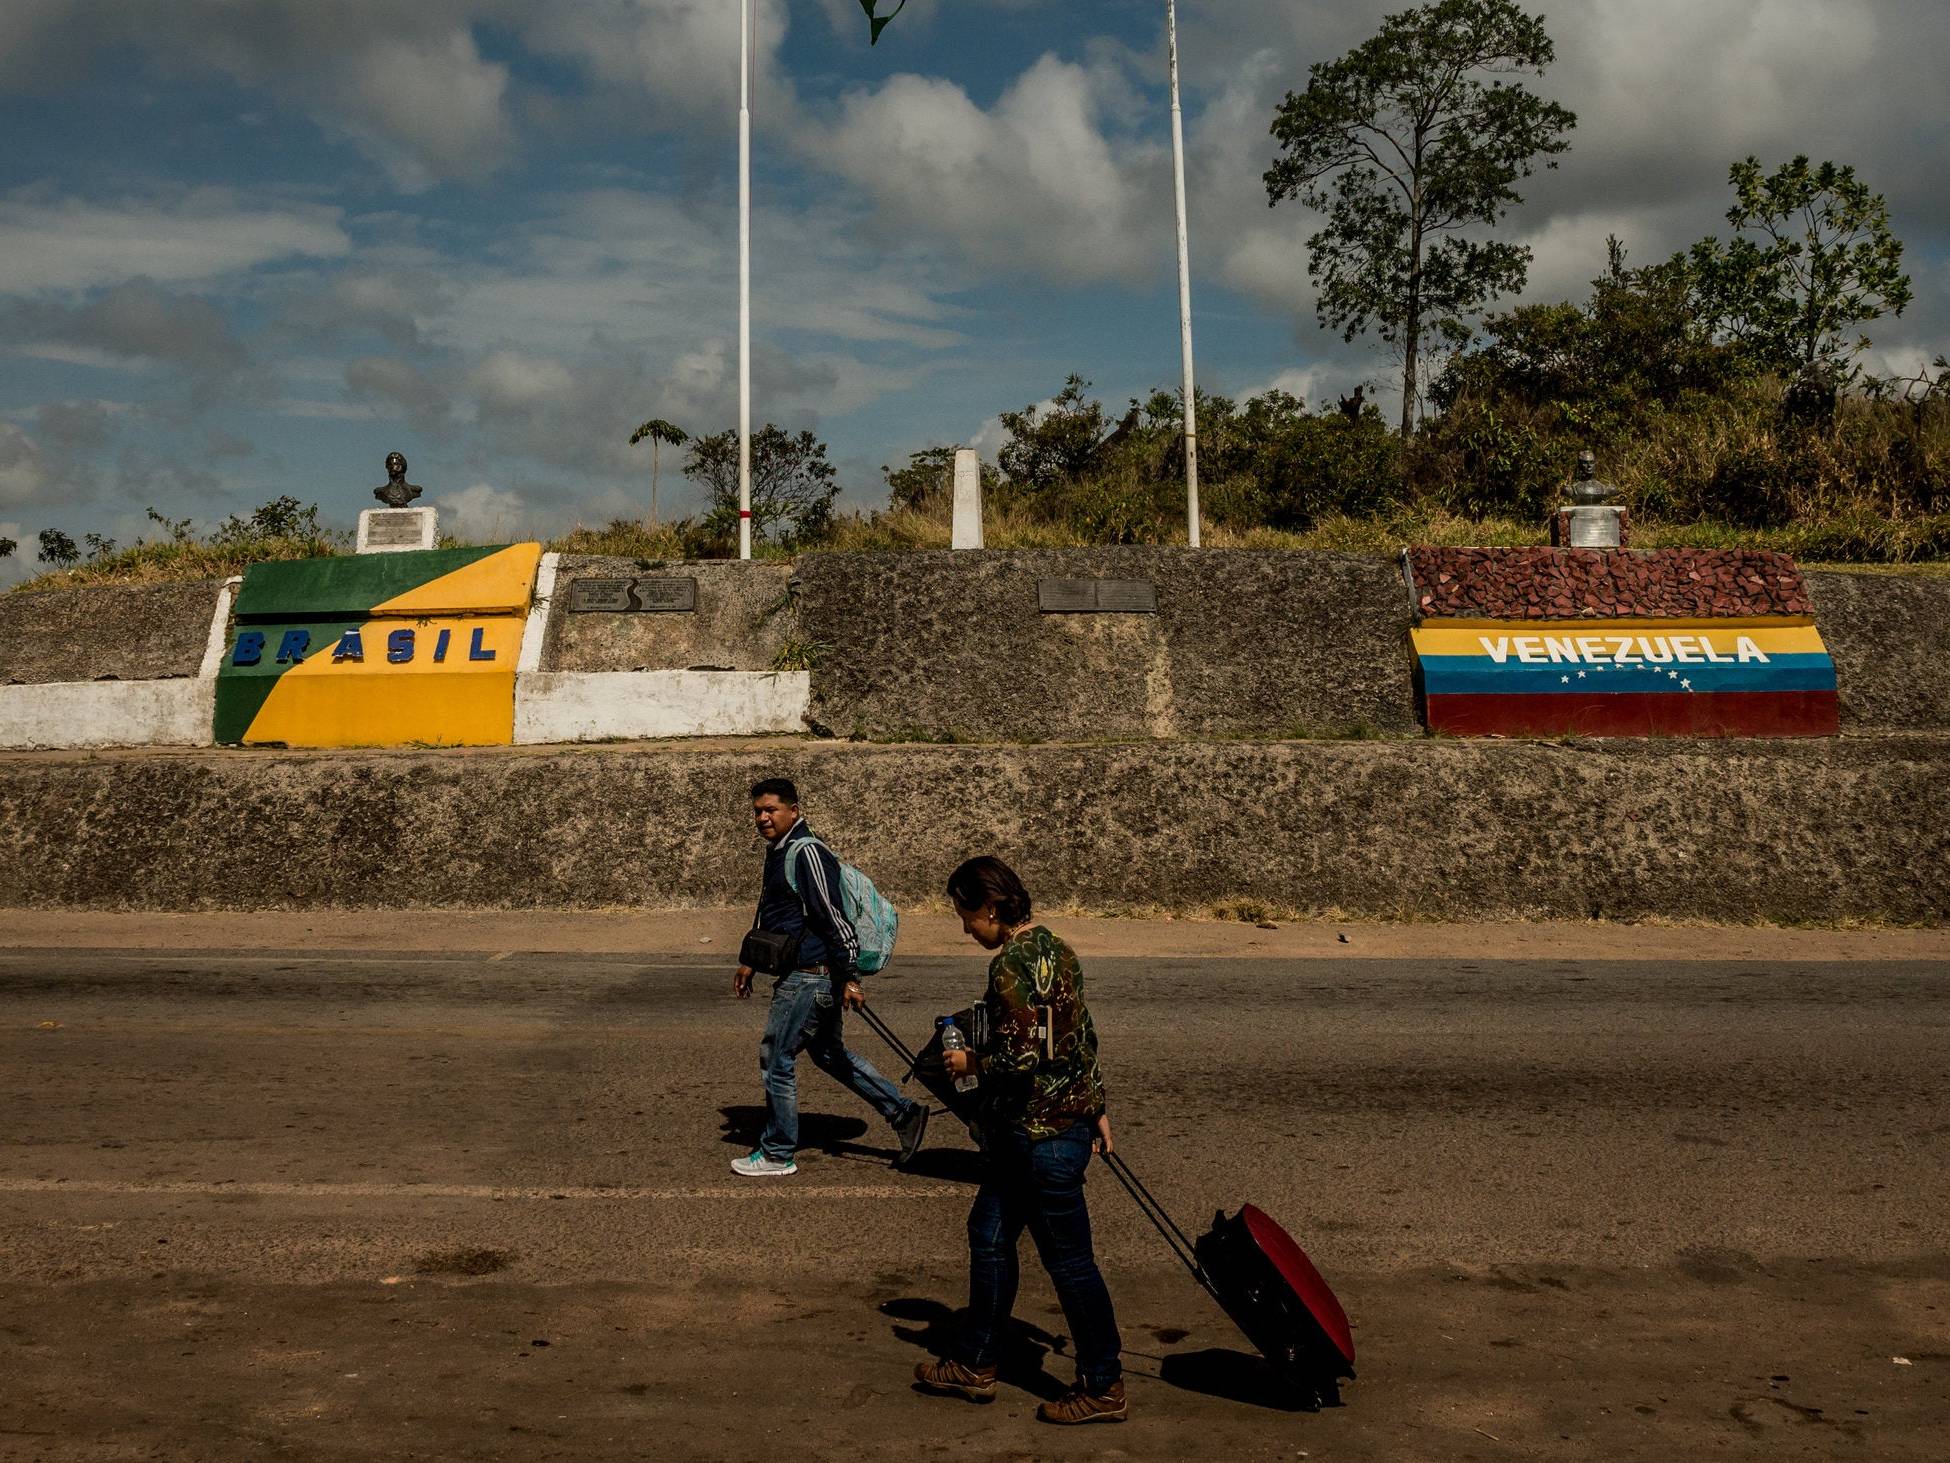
[
  {"x1": 3, "y1": 736, "x2": 1943, "y2": 923},
  {"x1": 0, "y1": 579, "x2": 225, "y2": 684},
  {"x1": 513, "y1": 671, "x2": 809, "y2": 744},
  {"x1": 796, "y1": 548, "x2": 1419, "y2": 741},
  {"x1": 3, "y1": 557, "x2": 1945, "y2": 745},
  {"x1": 539, "y1": 557, "x2": 796, "y2": 672},
  {"x1": 1804, "y1": 570, "x2": 1950, "y2": 729}
]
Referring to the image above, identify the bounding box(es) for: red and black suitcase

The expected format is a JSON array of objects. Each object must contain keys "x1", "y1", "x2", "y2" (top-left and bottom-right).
[{"x1": 1104, "y1": 1152, "x2": 1355, "y2": 1409}]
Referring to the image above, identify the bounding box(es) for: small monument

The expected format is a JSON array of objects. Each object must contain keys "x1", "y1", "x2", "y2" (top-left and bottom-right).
[
  {"x1": 1549, "y1": 450, "x2": 1628, "y2": 550},
  {"x1": 357, "y1": 451, "x2": 438, "y2": 554},
  {"x1": 951, "y1": 448, "x2": 984, "y2": 550}
]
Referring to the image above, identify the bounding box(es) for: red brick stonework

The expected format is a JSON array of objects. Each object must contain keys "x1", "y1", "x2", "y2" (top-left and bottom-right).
[{"x1": 1404, "y1": 547, "x2": 1814, "y2": 621}]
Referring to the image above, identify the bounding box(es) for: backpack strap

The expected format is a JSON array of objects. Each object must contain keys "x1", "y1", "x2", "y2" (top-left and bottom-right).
[{"x1": 780, "y1": 830, "x2": 830, "y2": 897}]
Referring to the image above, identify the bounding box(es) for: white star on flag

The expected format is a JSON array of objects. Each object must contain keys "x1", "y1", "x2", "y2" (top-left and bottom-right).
[
  {"x1": 1681, "y1": 678, "x2": 1693, "y2": 690},
  {"x1": 1667, "y1": 670, "x2": 1680, "y2": 680},
  {"x1": 1576, "y1": 670, "x2": 1586, "y2": 679},
  {"x1": 1560, "y1": 675, "x2": 1570, "y2": 683}
]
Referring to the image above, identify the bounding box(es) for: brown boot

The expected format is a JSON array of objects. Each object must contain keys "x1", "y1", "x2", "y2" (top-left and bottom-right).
[
  {"x1": 913, "y1": 1357, "x2": 998, "y2": 1402},
  {"x1": 1037, "y1": 1379, "x2": 1127, "y2": 1424}
]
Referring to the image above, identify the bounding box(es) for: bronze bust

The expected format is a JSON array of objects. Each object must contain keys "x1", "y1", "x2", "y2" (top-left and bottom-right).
[{"x1": 373, "y1": 452, "x2": 424, "y2": 509}]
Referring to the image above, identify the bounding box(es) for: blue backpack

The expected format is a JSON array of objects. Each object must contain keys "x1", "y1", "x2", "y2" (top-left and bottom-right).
[{"x1": 783, "y1": 834, "x2": 900, "y2": 974}]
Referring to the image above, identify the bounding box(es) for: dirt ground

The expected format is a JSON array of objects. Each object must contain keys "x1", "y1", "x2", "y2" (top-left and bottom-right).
[{"x1": 2, "y1": 922, "x2": 1946, "y2": 1460}]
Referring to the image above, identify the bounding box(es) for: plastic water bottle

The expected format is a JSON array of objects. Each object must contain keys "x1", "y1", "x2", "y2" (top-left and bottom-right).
[{"x1": 938, "y1": 1017, "x2": 976, "y2": 1092}]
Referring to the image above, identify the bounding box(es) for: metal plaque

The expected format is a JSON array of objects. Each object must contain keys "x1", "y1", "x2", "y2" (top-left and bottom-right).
[
  {"x1": 1567, "y1": 506, "x2": 1624, "y2": 550},
  {"x1": 565, "y1": 575, "x2": 698, "y2": 614},
  {"x1": 365, "y1": 510, "x2": 429, "y2": 548},
  {"x1": 632, "y1": 576, "x2": 698, "y2": 613},
  {"x1": 1038, "y1": 578, "x2": 1157, "y2": 614},
  {"x1": 1095, "y1": 579, "x2": 1158, "y2": 613},
  {"x1": 567, "y1": 577, "x2": 636, "y2": 613}
]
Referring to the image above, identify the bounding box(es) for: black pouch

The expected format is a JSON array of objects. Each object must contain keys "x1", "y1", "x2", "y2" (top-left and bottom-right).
[{"x1": 739, "y1": 927, "x2": 804, "y2": 977}]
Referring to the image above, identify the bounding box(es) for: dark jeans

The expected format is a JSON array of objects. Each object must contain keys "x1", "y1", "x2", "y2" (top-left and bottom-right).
[{"x1": 957, "y1": 1120, "x2": 1122, "y2": 1391}]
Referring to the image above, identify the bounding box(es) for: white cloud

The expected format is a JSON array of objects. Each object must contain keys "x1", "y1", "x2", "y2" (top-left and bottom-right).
[
  {"x1": 0, "y1": 0, "x2": 797, "y2": 187},
  {"x1": 0, "y1": 425, "x2": 48, "y2": 508},
  {"x1": 330, "y1": 27, "x2": 512, "y2": 189},
  {"x1": 433, "y1": 481, "x2": 529, "y2": 542},
  {"x1": 0, "y1": 191, "x2": 349, "y2": 293},
  {"x1": 804, "y1": 54, "x2": 1169, "y2": 283}
]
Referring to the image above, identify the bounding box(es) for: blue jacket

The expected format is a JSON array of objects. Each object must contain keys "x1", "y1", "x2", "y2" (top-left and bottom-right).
[{"x1": 754, "y1": 819, "x2": 859, "y2": 990}]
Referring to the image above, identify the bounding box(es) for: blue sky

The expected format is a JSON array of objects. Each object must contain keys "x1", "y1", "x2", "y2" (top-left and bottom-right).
[{"x1": 3, "y1": 0, "x2": 1947, "y2": 578}]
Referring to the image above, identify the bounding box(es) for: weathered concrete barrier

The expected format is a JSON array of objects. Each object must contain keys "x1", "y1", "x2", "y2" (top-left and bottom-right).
[
  {"x1": 0, "y1": 580, "x2": 226, "y2": 684},
  {"x1": 1804, "y1": 570, "x2": 1950, "y2": 730},
  {"x1": 5, "y1": 556, "x2": 1945, "y2": 748},
  {"x1": 3, "y1": 736, "x2": 1943, "y2": 922},
  {"x1": 796, "y1": 548, "x2": 1421, "y2": 741}
]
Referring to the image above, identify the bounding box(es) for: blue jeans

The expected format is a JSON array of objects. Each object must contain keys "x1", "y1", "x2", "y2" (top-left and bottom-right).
[
  {"x1": 758, "y1": 971, "x2": 916, "y2": 1161},
  {"x1": 957, "y1": 1120, "x2": 1123, "y2": 1391}
]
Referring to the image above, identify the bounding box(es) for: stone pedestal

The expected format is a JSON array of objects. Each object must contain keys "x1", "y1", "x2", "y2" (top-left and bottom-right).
[
  {"x1": 951, "y1": 449, "x2": 984, "y2": 550},
  {"x1": 357, "y1": 506, "x2": 438, "y2": 554}
]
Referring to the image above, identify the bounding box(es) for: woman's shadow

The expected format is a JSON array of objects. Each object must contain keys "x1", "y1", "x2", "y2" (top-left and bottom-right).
[
  {"x1": 717, "y1": 1106, "x2": 984, "y2": 1183},
  {"x1": 879, "y1": 1297, "x2": 1073, "y2": 1402}
]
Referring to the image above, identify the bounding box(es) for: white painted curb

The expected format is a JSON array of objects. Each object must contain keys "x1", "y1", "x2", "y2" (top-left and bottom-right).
[
  {"x1": 0, "y1": 679, "x2": 216, "y2": 750},
  {"x1": 517, "y1": 552, "x2": 559, "y2": 676},
  {"x1": 198, "y1": 576, "x2": 242, "y2": 680},
  {"x1": 513, "y1": 670, "x2": 809, "y2": 745}
]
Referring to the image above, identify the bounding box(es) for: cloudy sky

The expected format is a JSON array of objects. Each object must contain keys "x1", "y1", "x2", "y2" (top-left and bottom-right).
[{"x1": 3, "y1": 0, "x2": 1946, "y2": 579}]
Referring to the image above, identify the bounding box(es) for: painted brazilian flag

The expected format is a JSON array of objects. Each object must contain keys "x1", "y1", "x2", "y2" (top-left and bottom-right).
[
  {"x1": 215, "y1": 544, "x2": 541, "y2": 748},
  {"x1": 859, "y1": 0, "x2": 906, "y2": 45}
]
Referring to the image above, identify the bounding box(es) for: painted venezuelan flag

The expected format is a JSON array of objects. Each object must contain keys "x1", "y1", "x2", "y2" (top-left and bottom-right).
[
  {"x1": 1411, "y1": 617, "x2": 1839, "y2": 737},
  {"x1": 215, "y1": 544, "x2": 541, "y2": 747}
]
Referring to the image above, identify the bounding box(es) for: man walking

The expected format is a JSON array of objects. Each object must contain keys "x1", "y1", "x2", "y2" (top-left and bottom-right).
[{"x1": 732, "y1": 777, "x2": 928, "y2": 1177}]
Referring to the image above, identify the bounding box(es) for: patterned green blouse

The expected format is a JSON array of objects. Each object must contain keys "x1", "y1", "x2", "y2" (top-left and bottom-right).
[{"x1": 978, "y1": 925, "x2": 1106, "y2": 1140}]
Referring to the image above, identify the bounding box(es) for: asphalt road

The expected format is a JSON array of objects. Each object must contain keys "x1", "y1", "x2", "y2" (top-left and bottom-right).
[{"x1": 3, "y1": 945, "x2": 1947, "y2": 1461}]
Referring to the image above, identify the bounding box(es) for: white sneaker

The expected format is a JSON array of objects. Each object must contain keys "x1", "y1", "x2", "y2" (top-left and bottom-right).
[{"x1": 731, "y1": 1149, "x2": 798, "y2": 1177}]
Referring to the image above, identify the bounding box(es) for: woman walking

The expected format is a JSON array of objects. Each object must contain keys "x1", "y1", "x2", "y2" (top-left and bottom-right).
[{"x1": 913, "y1": 856, "x2": 1126, "y2": 1424}]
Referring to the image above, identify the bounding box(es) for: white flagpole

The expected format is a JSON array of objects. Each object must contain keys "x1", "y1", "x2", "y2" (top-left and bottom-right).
[
  {"x1": 737, "y1": 0, "x2": 753, "y2": 560},
  {"x1": 1167, "y1": 0, "x2": 1200, "y2": 548}
]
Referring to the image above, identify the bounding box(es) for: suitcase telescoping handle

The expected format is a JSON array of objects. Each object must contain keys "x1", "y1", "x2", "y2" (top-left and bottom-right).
[
  {"x1": 856, "y1": 1002, "x2": 924, "y2": 1083},
  {"x1": 1100, "y1": 1150, "x2": 1224, "y2": 1309}
]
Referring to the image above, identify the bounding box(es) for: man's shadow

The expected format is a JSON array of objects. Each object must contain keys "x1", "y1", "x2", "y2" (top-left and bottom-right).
[
  {"x1": 880, "y1": 1297, "x2": 1071, "y2": 1402},
  {"x1": 717, "y1": 1105, "x2": 983, "y2": 1183}
]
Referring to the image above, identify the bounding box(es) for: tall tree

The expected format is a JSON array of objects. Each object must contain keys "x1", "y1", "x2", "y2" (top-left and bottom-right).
[
  {"x1": 628, "y1": 418, "x2": 689, "y2": 524},
  {"x1": 997, "y1": 375, "x2": 1109, "y2": 490},
  {"x1": 685, "y1": 425, "x2": 840, "y2": 545},
  {"x1": 1265, "y1": 0, "x2": 1575, "y2": 434},
  {"x1": 1687, "y1": 155, "x2": 1912, "y2": 384}
]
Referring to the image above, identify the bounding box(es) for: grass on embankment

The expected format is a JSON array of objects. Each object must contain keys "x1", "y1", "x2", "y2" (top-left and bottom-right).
[{"x1": 12, "y1": 511, "x2": 1948, "y2": 594}]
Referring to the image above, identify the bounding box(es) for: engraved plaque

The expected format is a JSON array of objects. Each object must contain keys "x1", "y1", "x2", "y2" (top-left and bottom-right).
[
  {"x1": 356, "y1": 507, "x2": 438, "y2": 554},
  {"x1": 1095, "y1": 579, "x2": 1158, "y2": 613},
  {"x1": 1567, "y1": 505, "x2": 1624, "y2": 550},
  {"x1": 632, "y1": 577, "x2": 698, "y2": 613},
  {"x1": 565, "y1": 575, "x2": 698, "y2": 613},
  {"x1": 1038, "y1": 579, "x2": 1098, "y2": 612},
  {"x1": 568, "y1": 577, "x2": 635, "y2": 613},
  {"x1": 1038, "y1": 578, "x2": 1157, "y2": 613},
  {"x1": 365, "y1": 513, "x2": 423, "y2": 548}
]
